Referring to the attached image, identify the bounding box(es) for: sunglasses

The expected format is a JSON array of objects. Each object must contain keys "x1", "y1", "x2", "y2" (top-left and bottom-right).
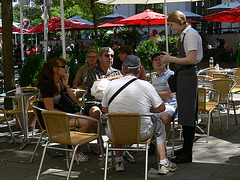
[
  {"x1": 103, "y1": 54, "x2": 114, "y2": 58},
  {"x1": 56, "y1": 65, "x2": 68, "y2": 69}
]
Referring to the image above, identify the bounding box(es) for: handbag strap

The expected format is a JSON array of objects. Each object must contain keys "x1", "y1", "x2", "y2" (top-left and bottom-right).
[{"x1": 108, "y1": 78, "x2": 137, "y2": 106}]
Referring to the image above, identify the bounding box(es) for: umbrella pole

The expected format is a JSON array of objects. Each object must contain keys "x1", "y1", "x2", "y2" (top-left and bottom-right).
[
  {"x1": 148, "y1": 22, "x2": 150, "y2": 38},
  {"x1": 164, "y1": 0, "x2": 169, "y2": 69},
  {"x1": 20, "y1": 3, "x2": 24, "y2": 62},
  {"x1": 60, "y1": 0, "x2": 66, "y2": 60},
  {"x1": 44, "y1": 0, "x2": 48, "y2": 61}
]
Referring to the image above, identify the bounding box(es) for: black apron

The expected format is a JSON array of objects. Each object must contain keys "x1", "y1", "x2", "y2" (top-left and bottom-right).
[{"x1": 175, "y1": 33, "x2": 197, "y2": 127}]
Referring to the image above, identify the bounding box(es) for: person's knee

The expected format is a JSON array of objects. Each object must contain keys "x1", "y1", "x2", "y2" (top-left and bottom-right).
[
  {"x1": 160, "y1": 112, "x2": 171, "y2": 126},
  {"x1": 89, "y1": 106, "x2": 102, "y2": 120}
]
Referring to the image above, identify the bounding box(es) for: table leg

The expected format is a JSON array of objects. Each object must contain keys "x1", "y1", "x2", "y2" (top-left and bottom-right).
[{"x1": 19, "y1": 96, "x2": 29, "y2": 150}]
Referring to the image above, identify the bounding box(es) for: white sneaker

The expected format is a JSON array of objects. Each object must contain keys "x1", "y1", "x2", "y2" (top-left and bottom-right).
[
  {"x1": 158, "y1": 159, "x2": 177, "y2": 175},
  {"x1": 114, "y1": 162, "x2": 124, "y2": 172}
]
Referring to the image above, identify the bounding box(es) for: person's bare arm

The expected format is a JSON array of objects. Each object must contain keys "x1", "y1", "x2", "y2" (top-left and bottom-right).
[
  {"x1": 158, "y1": 87, "x2": 175, "y2": 101},
  {"x1": 43, "y1": 98, "x2": 62, "y2": 111},
  {"x1": 161, "y1": 50, "x2": 197, "y2": 65},
  {"x1": 96, "y1": 75, "x2": 123, "y2": 81},
  {"x1": 150, "y1": 103, "x2": 165, "y2": 113},
  {"x1": 102, "y1": 106, "x2": 108, "y2": 113},
  {"x1": 72, "y1": 78, "x2": 80, "y2": 89}
]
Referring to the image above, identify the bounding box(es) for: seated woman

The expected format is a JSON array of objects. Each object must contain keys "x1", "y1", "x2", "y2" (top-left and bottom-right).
[{"x1": 37, "y1": 57, "x2": 95, "y2": 162}]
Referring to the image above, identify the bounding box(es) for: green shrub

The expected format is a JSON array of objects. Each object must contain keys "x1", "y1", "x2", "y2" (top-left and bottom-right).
[
  {"x1": 135, "y1": 39, "x2": 158, "y2": 72},
  {"x1": 19, "y1": 53, "x2": 44, "y2": 87}
]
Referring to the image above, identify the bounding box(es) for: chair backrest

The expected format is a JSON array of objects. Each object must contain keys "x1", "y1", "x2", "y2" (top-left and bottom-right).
[
  {"x1": 108, "y1": 112, "x2": 141, "y2": 145},
  {"x1": 71, "y1": 89, "x2": 88, "y2": 106},
  {"x1": 205, "y1": 67, "x2": 223, "y2": 80},
  {"x1": 233, "y1": 68, "x2": 240, "y2": 86},
  {"x1": 31, "y1": 100, "x2": 46, "y2": 131},
  {"x1": 41, "y1": 110, "x2": 72, "y2": 145},
  {"x1": 0, "y1": 107, "x2": 6, "y2": 122},
  {"x1": 198, "y1": 87, "x2": 207, "y2": 111},
  {"x1": 213, "y1": 78, "x2": 236, "y2": 104},
  {"x1": 212, "y1": 73, "x2": 228, "y2": 79}
]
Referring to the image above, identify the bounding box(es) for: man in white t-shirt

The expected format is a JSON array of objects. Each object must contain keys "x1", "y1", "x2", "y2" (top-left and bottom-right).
[{"x1": 102, "y1": 55, "x2": 177, "y2": 175}]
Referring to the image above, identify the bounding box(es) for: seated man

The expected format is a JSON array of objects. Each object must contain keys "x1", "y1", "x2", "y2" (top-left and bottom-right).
[
  {"x1": 84, "y1": 47, "x2": 122, "y2": 153},
  {"x1": 102, "y1": 55, "x2": 177, "y2": 174},
  {"x1": 151, "y1": 53, "x2": 177, "y2": 139},
  {"x1": 72, "y1": 49, "x2": 98, "y2": 88},
  {"x1": 118, "y1": 45, "x2": 147, "y2": 80}
]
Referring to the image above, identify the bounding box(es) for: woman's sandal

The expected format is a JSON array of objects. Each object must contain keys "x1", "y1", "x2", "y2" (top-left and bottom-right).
[{"x1": 69, "y1": 152, "x2": 90, "y2": 163}]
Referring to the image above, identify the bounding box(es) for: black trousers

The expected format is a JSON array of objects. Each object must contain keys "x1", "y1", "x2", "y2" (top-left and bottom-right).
[{"x1": 182, "y1": 125, "x2": 196, "y2": 157}]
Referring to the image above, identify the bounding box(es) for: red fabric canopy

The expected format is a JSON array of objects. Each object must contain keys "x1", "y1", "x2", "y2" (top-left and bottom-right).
[
  {"x1": 116, "y1": 9, "x2": 166, "y2": 26},
  {"x1": 0, "y1": 25, "x2": 27, "y2": 34},
  {"x1": 97, "y1": 17, "x2": 126, "y2": 28},
  {"x1": 26, "y1": 17, "x2": 93, "y2": 34},
  {"x1": 204, "y1": 6, "x2": 240, "y2": 23}
]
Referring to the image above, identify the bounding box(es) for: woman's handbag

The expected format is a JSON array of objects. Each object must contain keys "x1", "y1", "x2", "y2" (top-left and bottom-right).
[
  {"x1": 60, "y1": 92, "x2": 81, "y2": 113},
  {"x1": 59, "y1": 81, "x2": 80, "y2": 113},
  {"x1": 168, "y1": 74, "x2": 177, "y2": 93}
]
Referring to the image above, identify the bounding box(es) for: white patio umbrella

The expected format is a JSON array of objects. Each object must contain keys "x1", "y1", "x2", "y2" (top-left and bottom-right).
[
  {"x1": 207, "y1": 1, "x2": 240, "y2": 13},
  {"x1": 96, "y1": 0, "x2": 201, "y2": 53},
  {"x1": 179, "y1": 9, "x2": 203, "y2": 18}
]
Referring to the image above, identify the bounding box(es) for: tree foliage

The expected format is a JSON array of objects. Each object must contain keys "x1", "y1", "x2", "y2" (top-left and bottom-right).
[{"x1": 13, "y1": 4, "x2": 43, "y2": 27}]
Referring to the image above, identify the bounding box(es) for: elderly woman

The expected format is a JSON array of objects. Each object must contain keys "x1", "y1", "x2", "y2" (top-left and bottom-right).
[{"x1": 37, "y1": 57, "x2": 94, "y2": 162}]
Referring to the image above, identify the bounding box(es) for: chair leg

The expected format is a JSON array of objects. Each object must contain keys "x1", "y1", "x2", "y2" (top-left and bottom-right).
[
  {"x1": 30, "y1": 131, "x2": 44, "y2": 163},
  {"x1": 31, "y1": 116, "x2": 37, "y2": 139},
  {"x1": 98, "y1": 136, "x2": 105, "y2": 167},
  {"x1": 207, "y1": 111, "x2": 212, "y2": 143},
  {"x1": 104, "y1": 142, "x2": 109, "y2": 180},
  {"x1": 145, "y1": 143, "x2": 149, "y2": 180},
  {"x1": 36, "y1": 141, "x2": 49, "y2": 180},
  {"x1": 65, "y1": 145, "x2": 70, "y2": 169},
  {"x1": 171, "y1": 119, "x2": 175, "y2": 157},
  {"x1": 232, "y1": 101, "x2": 238, "y2": 125},
  {"x1": 217, "y1": 106, "x2": 222, "y2": 134},
  {"x1": 67, "y1": 144, "x2": 80, "y2": 180},
  {"x1": 5, "y1": 117, "x2": 17, "y2": 146},
  {"x1": 226, "y1": 103, "x2": 230, "y2": 132}
]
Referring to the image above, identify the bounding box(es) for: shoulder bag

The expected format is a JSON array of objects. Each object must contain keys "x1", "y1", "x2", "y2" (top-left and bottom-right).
[
  {"x1": 59, "y1": 82, "x2": 81, "y2": 113},
  {"x1": 108, "y1": 78, "x2": 137, "y2": 106}
]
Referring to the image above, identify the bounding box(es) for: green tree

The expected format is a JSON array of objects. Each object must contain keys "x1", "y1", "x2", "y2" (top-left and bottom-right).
[
  {"x1": 13, "y1": 4, "x2": 43, "y2": 28},
  {"x1": 52, "y1": 0, "x2": 113, "y2": 39}
]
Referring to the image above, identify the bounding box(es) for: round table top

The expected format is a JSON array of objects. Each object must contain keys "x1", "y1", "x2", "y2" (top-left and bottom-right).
[{"x1": 203, "y1": 68, "x2": 237, "y2": 73}]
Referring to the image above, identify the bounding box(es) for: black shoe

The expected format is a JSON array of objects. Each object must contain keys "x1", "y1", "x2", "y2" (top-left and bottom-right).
[
  {"x1": 171, "y1": 154, "x2": 192, "y2": 164},
  {"x1": 173, "y1": 148, "x2": 183, "y2": 157}
]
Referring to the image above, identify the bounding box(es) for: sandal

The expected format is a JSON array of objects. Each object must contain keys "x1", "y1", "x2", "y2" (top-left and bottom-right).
[
  {"x1": 69, "y1": 152, "x2": 90, "y2": 163},
  {"x1": 93, "y1": 146, "x2": 101, "y2": 155}
]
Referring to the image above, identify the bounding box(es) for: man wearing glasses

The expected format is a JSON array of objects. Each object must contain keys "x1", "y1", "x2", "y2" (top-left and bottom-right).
[
  {"x1": 72, "y1": 49, "x2": 98, "y2": 88},
  {"x1": 84, "y1": 47, "x2": 122, "y2": 154}
]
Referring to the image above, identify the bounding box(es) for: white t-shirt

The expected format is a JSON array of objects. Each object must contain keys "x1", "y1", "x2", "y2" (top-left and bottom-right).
[
  {"x1": 180, "y1": 25, "x2": 203, "y2": 64},
  {"x1": 102, "y1": 75, "x2": 163, "y2": 136}
]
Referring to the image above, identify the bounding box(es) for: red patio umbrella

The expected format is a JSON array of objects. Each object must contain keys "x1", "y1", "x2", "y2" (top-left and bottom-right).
[
  {"x1": 26, "y1": 17, "x2": 93, "y2": 34},
  {"x1": 97, "y1": 17, "x2": 126, "y2": 28},
  {"x1": 203, "y1": 6, "x2": 240, "y2": 23},
  {"x1": 0, "y1": 25, "x2": 28, "y2": 34},
  {"x1": 115, "y1": 9, "x2": 166, "y2": 36}
]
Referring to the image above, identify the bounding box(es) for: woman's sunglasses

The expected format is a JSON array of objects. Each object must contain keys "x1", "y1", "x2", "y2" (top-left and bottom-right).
[{"x1": 56, "y1": 65, "x2": 68, "y2": 69}]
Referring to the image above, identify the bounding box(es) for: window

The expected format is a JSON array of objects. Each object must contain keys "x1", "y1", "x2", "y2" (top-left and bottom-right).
[{"x1": 136, "y1": 3, "x2": 163, "y2": 14}]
